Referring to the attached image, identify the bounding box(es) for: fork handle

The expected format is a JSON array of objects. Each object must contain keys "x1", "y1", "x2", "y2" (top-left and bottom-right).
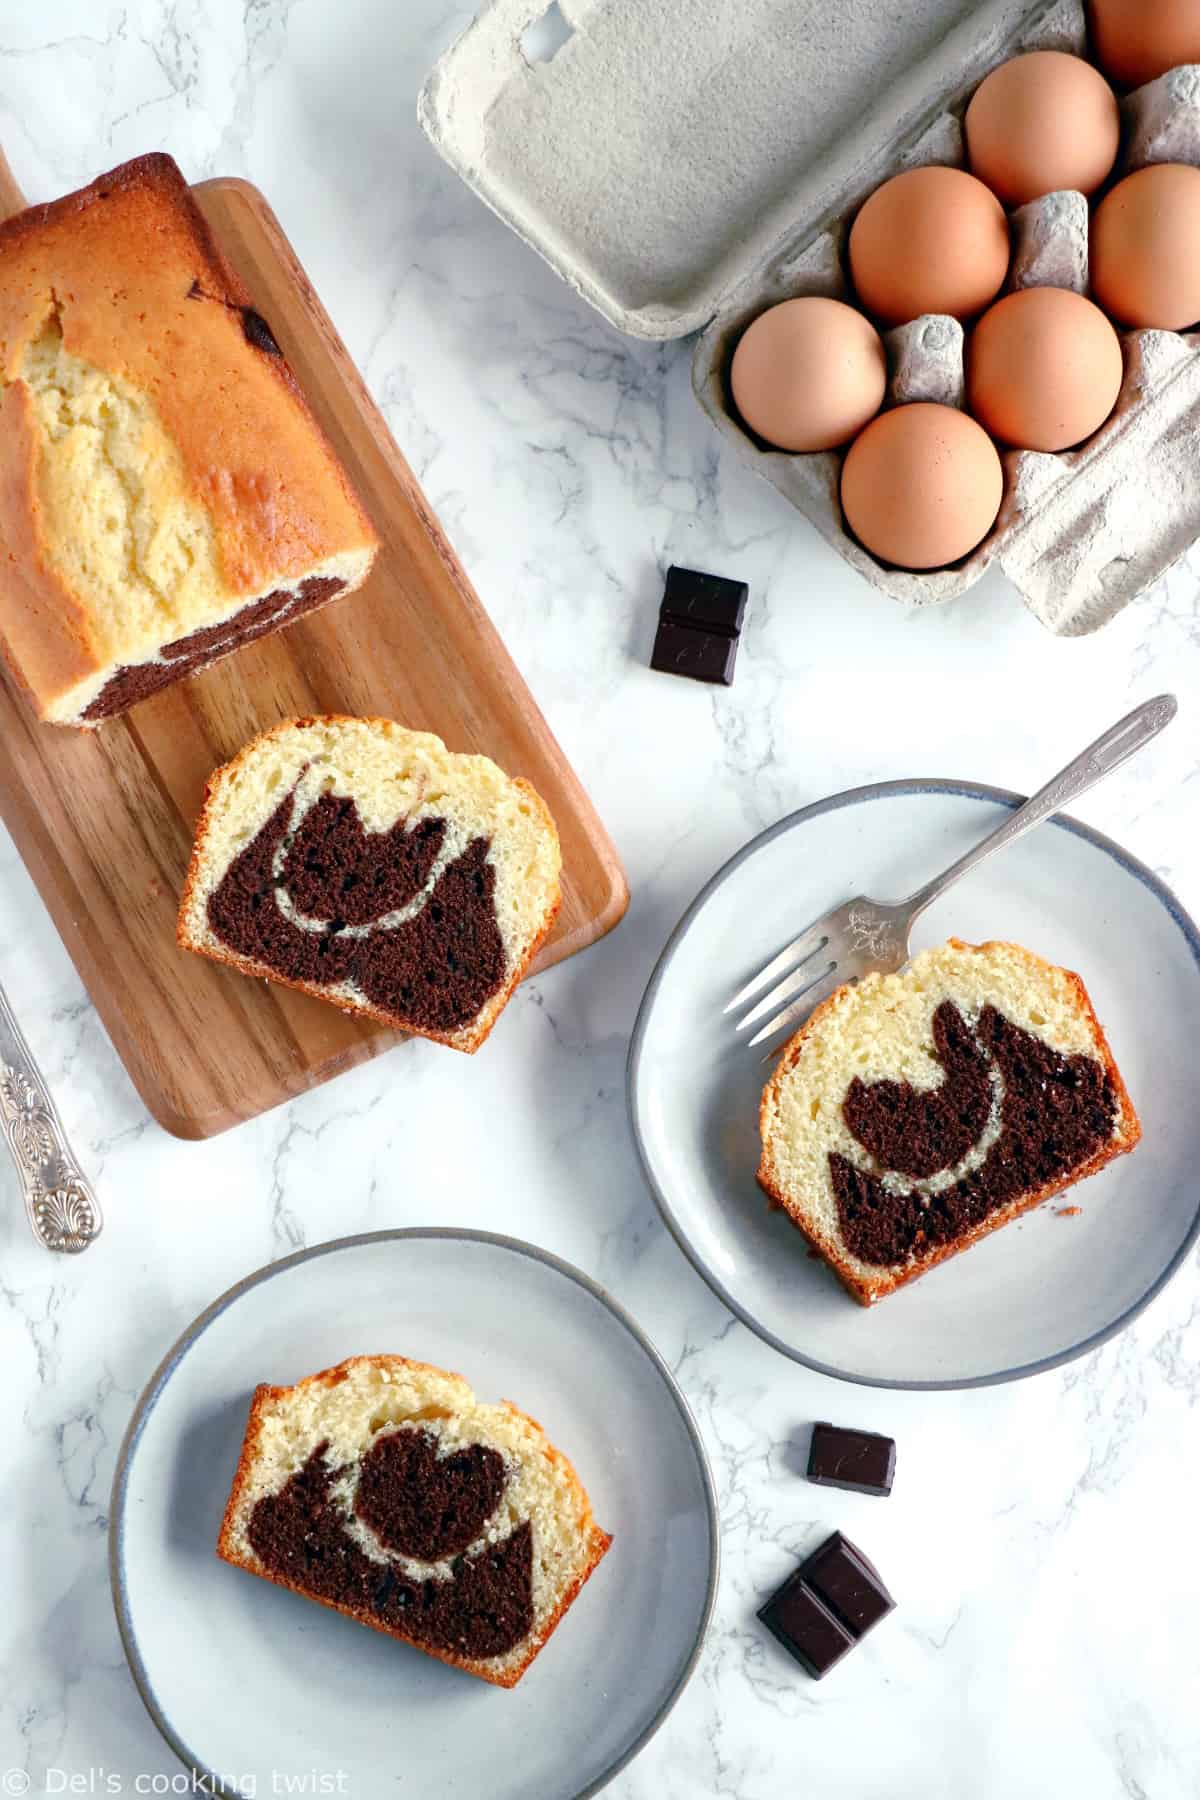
[
  {"x1": 904, "y1": 694, "x2": 1178, "y2": 919},
  {"x1": 0, "y1": 980, "x2": 102, "y2": 1253}
]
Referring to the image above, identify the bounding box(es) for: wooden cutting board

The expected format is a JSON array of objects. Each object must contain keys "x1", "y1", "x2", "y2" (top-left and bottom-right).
[{"x1": 0, "y1": 151, "x2": 628, "y2": 1137}]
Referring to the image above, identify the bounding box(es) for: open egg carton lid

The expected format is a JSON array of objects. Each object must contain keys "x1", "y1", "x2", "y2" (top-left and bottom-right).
[{"x1": 420, "y1": 0, "x2": 1200, "y2": 636}]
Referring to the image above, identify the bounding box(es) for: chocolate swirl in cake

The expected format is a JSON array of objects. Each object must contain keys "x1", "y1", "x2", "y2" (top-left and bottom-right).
[
  {"x1": 206, "y1": 780, "x2": 507, "y2": 1033},
  {"x1": 247, "y1": 1430, "x2": 532, "y2": 1660},
  {"x1": 81, "y1": 576, "x2": 346, "y2": 720},
  {"x1": 354, "y1": 1428, "x2": 507, "y2": 1562},
  {"x1": 831, "y1": 1000, "x2": 1118, "y2": 1266}
]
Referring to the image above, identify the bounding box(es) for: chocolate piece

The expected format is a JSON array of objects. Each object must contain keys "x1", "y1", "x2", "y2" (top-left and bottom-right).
[
  {"x1": 661, "y1": 564, "x2": 749, "y2": 636},
  {"x1": 832, "y1": 1001, "x2": 1118, "y2": 1267},
  {"x1": 804, "y1": 1533, "x2": 895, "y2": 1636},
  {"x1": 807, "y1": 1422, "x2": 896, "y2": 1497},
  {"x1": 241, "y1": 307, "x2": 283, "y2": 355},
  {"x1": 186, "y1": 277, "x2": 283, "y2": 356},
  {"x1": 650, "y1": 617, "x2": 738, "y2": 685},
  {"x1": 80, "y1": 575, "x2": 346, "y2": 720},
  {"x1": 206, "y1": 786, "x2": 507, "y2": 1034},
  {"x1": 650, "y1": 564, "x2": 748, "y2": 686},
  {"x1": 758, "y1": 1575, "x2": 855, "y2": 1679},
  {"x1": 758, "y1": 1531, "x2": 894, "y2": 1679},
  {"x1": 354, "y1": 1428, "x2": 506, "y2": 1561},
  {"x1": 248, "y1": 1441, "x2": 533, "y2": 1660}
]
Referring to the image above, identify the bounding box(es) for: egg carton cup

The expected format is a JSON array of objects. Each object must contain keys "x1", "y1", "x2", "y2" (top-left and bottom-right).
[
  {"x1": 422, "y1": 0, "x2": 1200, "y2": 636},
  {"x1": 1125, "y1": 63, "x2": 1200, "y2": 171},
  {"x1": 1009, "y1": 189, "x2": 1090, "y2": 293},
  {"x1": 886, "y1": 316, "x2": 966, "y2": 408}
]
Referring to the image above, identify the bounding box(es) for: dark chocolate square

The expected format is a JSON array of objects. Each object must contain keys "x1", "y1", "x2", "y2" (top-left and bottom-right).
[
  {"x1": 650, "y1": 617, "x2": 738, "y2": 686},
  {"x1": 804, "y1": 1532, "x2": 896, "y2": 1636},
  {"x1": 807, "y1": 1422, "x2": 896, "y2": 1497},
  {"x1": 758, "y1": 1532, "x2": 895, "y2": 1681},
  {"x1": 661, "y1": 564, "x2": 749, "y2": 637},
  {"x1": 758, "y1": 1575, "x2": 855, "y2": 1679}
]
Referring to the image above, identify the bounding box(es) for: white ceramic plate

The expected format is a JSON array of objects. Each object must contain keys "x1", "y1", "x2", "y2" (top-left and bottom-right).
[
  {"x1": 629, "y1": 780, "x2": 1200, "y2": 1389},
  {"x1": 111, "y1": 1231, "x2": 718, "y2": 1800}
]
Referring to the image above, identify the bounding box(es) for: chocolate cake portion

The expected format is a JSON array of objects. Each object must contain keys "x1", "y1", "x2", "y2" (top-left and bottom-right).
[
  {"x1": 205, "y1": 785, "x2": 507, "y2": 1035},
  {"x1": 281, "y1": 794, "x2": 446, "y2": 921},
  {"x1": 354, "y1": 1428, "x2": 507, "y2": 1561},
  {"x1": 247, "y1": 1440, "x2": 533, "y2": 1661},
  {"x1": 843, "y1": 1000, "x2": 994, "y2": 1179},
  {"x1": 831, "y1": 1001, "x2": 1118, "y2": 1267}
]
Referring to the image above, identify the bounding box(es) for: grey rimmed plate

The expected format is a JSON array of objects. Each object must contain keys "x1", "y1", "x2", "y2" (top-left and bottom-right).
[
  {"x1": 628, "y1": 780, "x2": 1200, "y2": 1389},
  {"x1": 110, "y1": 1230, "x2": 718, "y2": 1800}
]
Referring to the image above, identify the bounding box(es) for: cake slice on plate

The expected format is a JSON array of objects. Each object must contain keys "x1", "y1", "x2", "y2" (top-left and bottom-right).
[
  {"x1": 217, "y1": 1355, "x2": 612, "y2": 1688},
  {"x1": 178, "y1": 715, "x2": 562, "y2": 1052},
  {"x1": 758, "y1": 938, "x2": 1140, "y2": 1305},
  {"x1": 0, "y1": 154, "x2": 377, "y2": 725}
]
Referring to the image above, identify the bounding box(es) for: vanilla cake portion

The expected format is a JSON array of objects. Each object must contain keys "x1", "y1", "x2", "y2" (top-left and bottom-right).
[
  {"x1": 759, "y1": 940, "x2": 1140, "y2": 1305},
  {"x1": 178, "y1": 715, "x2": 562, "y2": 1052},
  {"x1": 218, "y1": 1355, "x2": 612, "y2": 1688},
  {"x1": 0, "y1": 154, "x2": 377, "y2": 725}
]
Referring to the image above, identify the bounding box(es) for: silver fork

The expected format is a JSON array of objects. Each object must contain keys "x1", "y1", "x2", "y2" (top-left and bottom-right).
[
  {"x1": 0, "y1": 979, "x2": 102, "y2": 1251},
  {"x1": 727, "y1": 694, "x2": 1178, "y2": 1050}
]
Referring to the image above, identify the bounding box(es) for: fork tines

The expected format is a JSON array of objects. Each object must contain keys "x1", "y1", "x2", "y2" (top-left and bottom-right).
[{"x1": 726, "y1": 924, "x2": 838, "y2": 1048}]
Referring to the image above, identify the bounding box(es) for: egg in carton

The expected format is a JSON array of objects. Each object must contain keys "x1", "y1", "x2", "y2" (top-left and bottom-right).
[
  {"x1": 421, "y1": 0, "x2": 1200, "y2": 636},
  {"x1": 694, "y1": 2, "x2": 1200, "y2": 637}
]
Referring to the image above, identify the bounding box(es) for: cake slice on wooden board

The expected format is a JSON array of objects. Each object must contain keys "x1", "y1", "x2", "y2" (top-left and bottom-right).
[
  {"x1": 178, "y1": 715, "x2": 562, "y2": 1053},
  {"x1": 758, "y1": 939, "x2": 1140, "y2": 1306},
  {"x1": 0, "y1": 153, "x2": 377, "y2": 726},
  {"x1": 217, "y1": 1355, "x2": 612, "y2": 1688}
]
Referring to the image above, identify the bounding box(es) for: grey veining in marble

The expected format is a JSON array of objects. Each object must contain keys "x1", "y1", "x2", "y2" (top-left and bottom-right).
[{"x1": 0, "y1": 4, "x2": 1198, "y2": 1797}]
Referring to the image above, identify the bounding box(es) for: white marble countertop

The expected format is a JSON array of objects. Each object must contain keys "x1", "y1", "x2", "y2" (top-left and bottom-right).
[{"x1": 1, "y1": 4, "x2": 1199, "y2": 1797}]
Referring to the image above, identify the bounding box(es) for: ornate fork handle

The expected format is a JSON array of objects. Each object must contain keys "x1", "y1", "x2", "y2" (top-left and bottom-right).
[
  {"x1": 0, "y1": 982, "x2": 101, "y2": 1252},
  {"x1": 906, "y1": 694, "x2": 1178, "y2": 919}
]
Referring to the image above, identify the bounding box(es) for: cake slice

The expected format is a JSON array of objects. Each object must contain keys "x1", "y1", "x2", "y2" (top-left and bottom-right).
[
  {"x1": 178, "y1": 715, "x2": 562, "y2": 1052},
  {"x1": 217, "y1": 1355, "x2": 612, "y2": 1687},
  {"x1": 0, "y1": 154, "x2": 377, "y2": 725},
  {"x1": 758, "y1": 939, "x2": 1140, "y2": 1305}
]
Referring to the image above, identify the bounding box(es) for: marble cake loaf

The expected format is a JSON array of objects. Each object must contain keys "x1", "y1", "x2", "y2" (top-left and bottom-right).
[
  {"x1": 217, "y1": 1355, "x2": 612, "y2": 1687},
  {"x1": 0, "y1": 153, "x2": 377, "y2": 726},
  {"x1": 758, "y1": 939, "x2": 1140, "y2": 1305},
  {"x1": 178, "y1": 715, "x2": 562, "y2": 1052}
]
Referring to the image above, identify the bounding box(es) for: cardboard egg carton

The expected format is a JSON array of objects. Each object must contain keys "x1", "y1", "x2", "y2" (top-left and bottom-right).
[{"x1": 421, "y1": 0, "x2": 1200, "y2": 636}]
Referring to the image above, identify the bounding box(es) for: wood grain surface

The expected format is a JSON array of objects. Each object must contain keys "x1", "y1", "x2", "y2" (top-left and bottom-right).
[{"x1": 0, "y1": 159, "x2": 628, "y2": 1137}]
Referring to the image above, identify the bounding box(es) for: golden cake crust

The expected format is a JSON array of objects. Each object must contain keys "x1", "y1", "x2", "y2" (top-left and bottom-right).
[
  {"x1": 0, "y1": 154, "x2": 377, "y2": 720},
  {"x1": 757, "y1": 938, "x2": 1141, "y2": 1305},
  {"x1": 216, "y1": 1354, "x2": 612, "y2": 1689}
]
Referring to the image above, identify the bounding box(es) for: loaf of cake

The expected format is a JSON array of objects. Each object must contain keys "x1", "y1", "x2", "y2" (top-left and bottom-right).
[
  {"x1": 178, "y1": 715, "x2": 562, "y2": 1052},
  {"x1": 758, "y1": 939, "x2": 1140, "y2": 1305},
  {"x1": 0, "y1": 154, "x2": 377, "y2": 725},
  {"x1": 218, "y1": 1355, "x2": 612, "y2": 1687}
]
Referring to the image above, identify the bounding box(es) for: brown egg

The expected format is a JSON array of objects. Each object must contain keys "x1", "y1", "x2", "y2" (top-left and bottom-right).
[
  {"x1": 965, "y1": 52, "x2": 1120, "y2": 205},
  {"x1": 840, "y1": 403, "x2": 1004, "y2": 571},
  {"x1": 1090, "y1": 0, "x2": 1200, "y2": 88},
  {"x1": 730, "y1": 297, "x2": 887, "y2": 452},
  {"x1": 968, "y1": 289, "x2": 1124, "y2": 452},
  {"x1": 849, "y1": 167, "x2": 1011, "y2": 326},
  {"x1": 1091, "y1": 164, "x2": 1200, "y2": 329}
]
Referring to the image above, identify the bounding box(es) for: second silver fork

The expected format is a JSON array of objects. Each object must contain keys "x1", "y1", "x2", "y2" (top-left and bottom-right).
[{"x1": 727, "y1": 694, "x2": 1178, "y2": 1049}]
